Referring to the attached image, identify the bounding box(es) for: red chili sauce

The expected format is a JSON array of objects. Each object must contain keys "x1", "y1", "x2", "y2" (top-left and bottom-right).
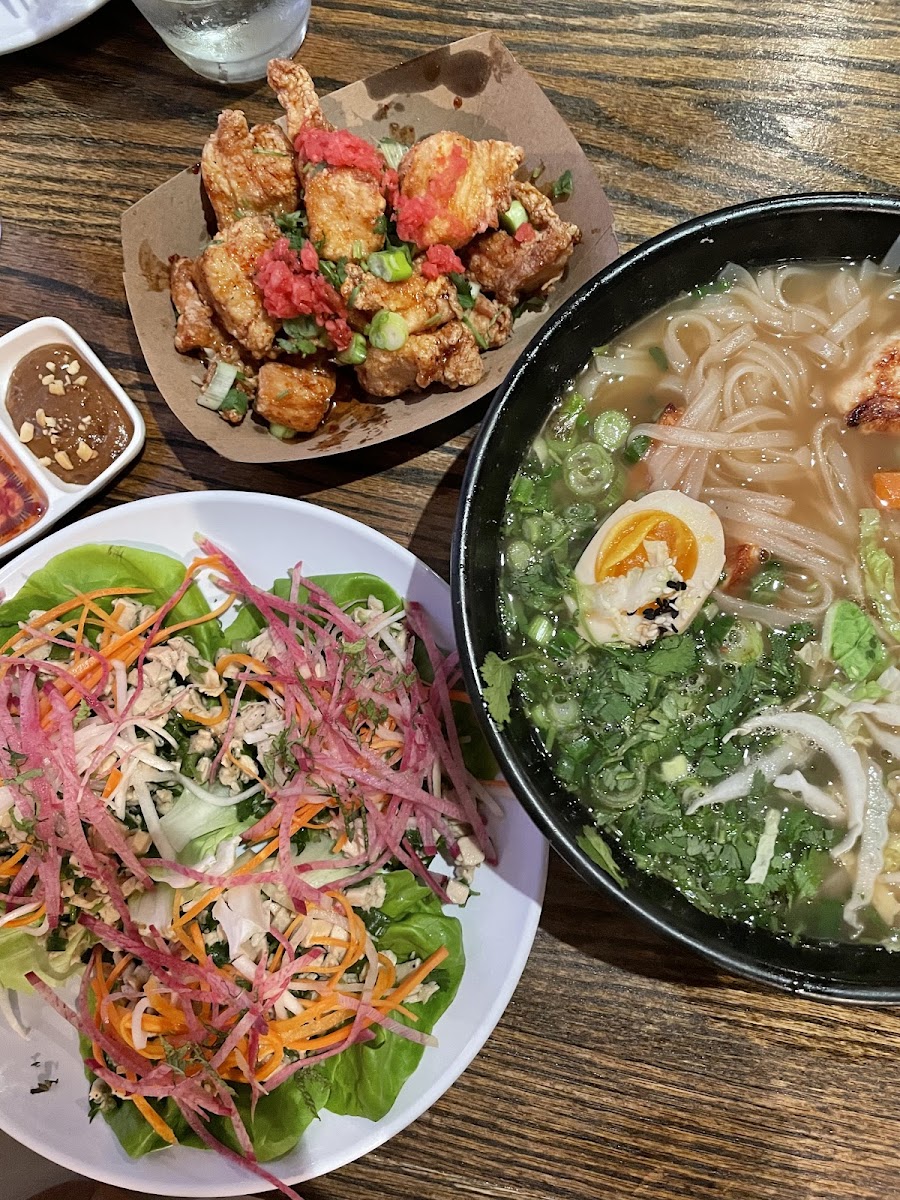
[{"x1": 0, "y1": 438, "x2": 46, "y2": 545}]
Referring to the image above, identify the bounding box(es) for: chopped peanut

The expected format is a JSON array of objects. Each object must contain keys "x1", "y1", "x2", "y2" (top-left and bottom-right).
[
  {"x1": 18, "y1": 422, "x2": 34, "y2": 444},
  {"x1": 54, "y1": 450, "x2": 74, "y2": 471}
]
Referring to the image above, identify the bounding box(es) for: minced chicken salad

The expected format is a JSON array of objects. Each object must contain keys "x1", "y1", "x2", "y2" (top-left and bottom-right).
[{"x1": 0, "y1": 540, "x2": 495, "y2": 1196}]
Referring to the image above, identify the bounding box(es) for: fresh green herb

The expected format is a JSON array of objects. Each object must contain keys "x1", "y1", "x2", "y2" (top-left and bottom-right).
[
  {"x1": 448, "y1": 272, "x2": 479, "y2": 310},
  {"x1": 548, "y1": 169, "x2": 573, "y2": 201},
  {"x1": 319, "y1": 257, "x2": 347, "y2": 288},
  {"x1": 277, "y1": 315, "x2": 329, "y2": 356},
  {"x1": 577, "y1": 826, "x2": 626, "y2": 887},
  {"x1": 275, "y1": 209, "x2": 309, "y2": 250},
  {"x1": 648, "y1": 345, "x2": 668, "y2": 371},
  {"x1": 480, "y1": 652, "x2": 518, "y2": 726},
  {"x1": 251, "y1": 147, "x2": 291, "y2": 157},
  {"x1": 747, "y1": 559, "x2": 785, "y2": 604}
]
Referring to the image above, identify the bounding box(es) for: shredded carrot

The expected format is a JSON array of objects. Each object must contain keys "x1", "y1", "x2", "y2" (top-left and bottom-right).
[
  {"x1": 132, "y1": 1094, "x2": 177, "y2": 1144},
  {"x1": 0, "y1": 844, "x2": 29, "y2": 876},
  {"x1": 178, "y1": 692, "x2": 230, "y2": 727},
  {"x1": 102, "y1": 767, "x2": 122, "y2": 801}
]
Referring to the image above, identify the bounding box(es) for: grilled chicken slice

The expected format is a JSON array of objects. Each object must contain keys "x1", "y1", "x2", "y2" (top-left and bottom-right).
[
  {"x1": 341, "y1": 263, "x2": 462, "y2": 334},
  {"x1": 395, "y1": 131, "x2": 523, "y2": 250},
  {"x1": 197, "y1": 215, "x2": 281, "y2": 358},
  {"x1": 255, "y1": 361, "x2": 336, "y2": 432},
  {"x1": 267, "y1": 58, "x2": 330, "y2": 141},
  {"x1": 356, "y1": 320, "x2": 483, "y2": 397},
  {"x1": 201, "y1": 110, "x2": 298, "y2": 230},
  {"x1": 462, "y1": 181, "x2": 580, "y2": 307},
  {"x1": 304, "y1": 166, "x2": 386, "y2": 261},
  {"x1": 834, "y1": 338, "x2": 900, "y2": 432}
]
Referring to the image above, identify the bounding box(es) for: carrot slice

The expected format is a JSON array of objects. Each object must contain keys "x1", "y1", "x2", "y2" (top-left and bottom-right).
[
  {"x1": 132, "y1": 1094, "x2": 177, "y2": 1144},
  {"x1": 874, "y1": 472, "x2": 900, "y2": 508}
]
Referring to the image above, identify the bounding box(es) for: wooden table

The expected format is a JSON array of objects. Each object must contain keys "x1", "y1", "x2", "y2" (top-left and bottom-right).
[{"x1": 4, "y1": 2, "x2": 900, "y2": 1198}]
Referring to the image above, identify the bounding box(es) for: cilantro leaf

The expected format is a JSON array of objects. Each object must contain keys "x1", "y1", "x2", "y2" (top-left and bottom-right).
[
  {"x1": 548, "y1": 169, "x2": 573, "y2": 201},
  {"x1": 480, "y1": 652, "x2": 517, "y2": 727}
]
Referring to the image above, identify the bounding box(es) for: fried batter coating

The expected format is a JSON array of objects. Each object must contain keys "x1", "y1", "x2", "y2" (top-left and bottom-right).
[
  {"x1": 255, "y1": 361, "x2": 336, "y2": 432},
  {"x1": 267, "y1": 58, "x2": 330, "y2": 141},
  {"x1": 396, "y1": 132, "x2": 523, "y2": 250},
  {"x1": 341, "y1": 262, "x2": 461, "y2": 334},
  {"x1": 462, "y1": 181, "x2": 581, "y2": 306},
  {"x1": 356, "y1": 320, "x2": 483, "y2": 397},
  {"x1": 201, "y1": 110, "x2": 299, "y2": 230},
  {"x1": 834, "y1": 338, "x2": 900, "y2": 432},
  {"x1": 170, "y1": 256, "x2": 236, "y2": 357},
  {"x1": 466, "y1": 292, "x2": 513, "y2": 350},
  {"x1": 304, "y1": 167, "x2": 386, "y2": 261},
  {"x1": 197, "y1": 215, "x2": 281, "y2": 359},
  {"x1": 722, "y1": 544, "x2": 766, "y2": 593}
]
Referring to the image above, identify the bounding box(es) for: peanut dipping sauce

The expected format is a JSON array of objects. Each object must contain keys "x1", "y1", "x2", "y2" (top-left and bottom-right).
[{"x1": 6, "y1": 344, "x2": 134, "y2": 485}]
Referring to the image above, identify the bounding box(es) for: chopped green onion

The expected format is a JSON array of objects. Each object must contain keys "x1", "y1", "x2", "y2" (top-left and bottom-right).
[
  {"x1": 368, "y1": 310, "x2": 408, "y2": 351},
  {"x1": 378, "y1": 138, "x2": 407, "y2": 170},
  {"x1": 527, "y1": 615, "x2": 554, "y2": 646},
  {"x1": 623, "y1": 434, "x2": 652, "y2": 464},
  {"x1": 197, "y1": 361, "x2": 238, "y2": 410},
  {"x1": 548, "y1": 169, "x2": 573, "y2": 201},
  {"x1": 334, "y1": 333, "x2": 368, "y2": 366},
  {"x1": 351, "y1": 239, "x2": 364, "y2": 261},
  {"x1": 592, "y1": 344, "x2": 610, "y2": 357},
  {"x1": 648, "y1": 345, "x2": 669, "y2": 371},
  {"x1": 505, "y1": 540, "x2": 532, "y2": 573},
  {"x1": 500, "y1": 200, "x2": 529, "y2": 234},
  {"x1": 269, "y1": 423, "x2": 296, "y2": 441},
  {"x1": 366, "y1": 247, "x2": 413, "y2": 282},
  {"x1": 548, "y1": 695, "x2": 579, "y2": 726},
  {"x1": 563, "y1": 444, "x2": 615, "y2": 497},
  {"x1": 593, "y1": 410, "x2": 631, "y2": 452}
]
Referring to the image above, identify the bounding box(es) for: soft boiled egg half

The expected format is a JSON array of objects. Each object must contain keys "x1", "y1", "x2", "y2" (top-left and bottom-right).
[{"x1": 573, "y1": 490, "x2": 726, "y2": 647}]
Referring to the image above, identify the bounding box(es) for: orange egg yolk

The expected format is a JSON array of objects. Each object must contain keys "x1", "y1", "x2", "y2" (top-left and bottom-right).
[{"x1": 594, "y1": 511, "x2": 699, "y2": 581}]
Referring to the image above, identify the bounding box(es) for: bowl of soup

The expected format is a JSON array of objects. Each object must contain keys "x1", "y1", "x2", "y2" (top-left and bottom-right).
[{"x1": 454, "y1": 193, "x2": 900, "y2": 1002}]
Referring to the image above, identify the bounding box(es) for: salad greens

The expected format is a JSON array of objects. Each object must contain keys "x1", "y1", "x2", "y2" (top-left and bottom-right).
[{"x1": 0, "y1": 543, "x2": 488, "y2": 1187}]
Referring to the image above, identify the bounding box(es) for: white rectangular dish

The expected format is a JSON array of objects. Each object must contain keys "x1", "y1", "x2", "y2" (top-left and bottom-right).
[{"x1": 0, "y1": 317, "x2": 145, "y2": 558}]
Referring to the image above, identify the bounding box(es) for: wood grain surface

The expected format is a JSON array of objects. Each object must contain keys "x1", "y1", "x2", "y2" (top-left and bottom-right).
[{"x1": 4, "y1": 2, "x2": 900, "y2": 1198}]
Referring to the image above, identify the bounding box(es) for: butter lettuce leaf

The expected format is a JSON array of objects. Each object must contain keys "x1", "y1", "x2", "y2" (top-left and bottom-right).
[
  {"x1": 0, "y1": 924, "x2": 89, "y2": 992},
  {"x1": 0, "y1": 544, "x2": 222, "y2": 660}
]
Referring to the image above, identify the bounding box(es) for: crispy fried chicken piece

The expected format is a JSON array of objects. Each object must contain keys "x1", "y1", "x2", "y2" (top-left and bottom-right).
[
  {"x1": 467, "y1": 292, "x2": 513, "y2": 350},
  {"x1": 341, "y1": 262, "x2": 462, "y2": 334},
  {"x1": 721, "y1": 544, "x2": 766, "y2": 592},
  {"x1": 267, "y1": 59, "x2": 330, "y2": 142},
  {"x1": 255, "y1": 361, "x2": 336, "y2": 432},
  {"x1": 356, "y1": 320, "x2": 483, "y2": 397},
  {"x1": 462, "y1": 181, "x2": 581, "y2": 307},
  {"x1": 201, "y1": 110, "x2": 299, "y2": 231},
  {"x1": 395, "y1": 131, "x2": 523, "y2": 250},
  {"x1": 197, "y1": 215, "x2": 281, "y2": 359},
  {"x1": 170, "y1": 256, "x2": 238, "y2": 358},
  {"x1": 304, "y1": 167, "x2": 386, "y2": 261},
  {"x1": 834, "y1": 338, "x2": 900, "y2": 432}
]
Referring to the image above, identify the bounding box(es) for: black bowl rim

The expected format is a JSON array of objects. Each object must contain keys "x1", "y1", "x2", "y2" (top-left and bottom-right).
[{"x1": 453, "y1": 191, "x2": 900, "y2": 1005}]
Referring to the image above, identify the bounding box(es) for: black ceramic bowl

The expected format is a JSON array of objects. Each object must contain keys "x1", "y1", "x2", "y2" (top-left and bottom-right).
[{"x1": 453, "y1": 192, "x2": 900, "y2": 1004}]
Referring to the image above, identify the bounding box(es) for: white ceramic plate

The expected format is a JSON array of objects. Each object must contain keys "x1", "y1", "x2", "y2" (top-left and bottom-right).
[
  {"x1": 0, "y1": 491, "x2": 548, "y2": 1197},
  {"x1": 0, "y1": 0, "x2": 109, "y2": 55}
]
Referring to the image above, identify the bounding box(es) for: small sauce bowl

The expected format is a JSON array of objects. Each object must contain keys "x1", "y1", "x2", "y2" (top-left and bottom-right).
[{"x1": 0, "y1": 317, "x2": 145, "y2": 557}]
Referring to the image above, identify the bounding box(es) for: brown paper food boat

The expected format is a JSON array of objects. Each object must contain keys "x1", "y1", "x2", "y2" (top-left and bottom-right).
[{"x1": 121, "y1": 32, "x2": 619, "y2": 463}]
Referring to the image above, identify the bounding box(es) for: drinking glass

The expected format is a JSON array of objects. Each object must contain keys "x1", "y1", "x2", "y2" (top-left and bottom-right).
[{"x1": 131, "y1": 0, "x2": 312, "y2": 84}]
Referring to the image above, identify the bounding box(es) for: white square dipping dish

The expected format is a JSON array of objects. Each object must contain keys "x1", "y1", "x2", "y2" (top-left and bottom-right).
[{"x1": 0, "y1": 317, "x2": 145, "y2": 557}]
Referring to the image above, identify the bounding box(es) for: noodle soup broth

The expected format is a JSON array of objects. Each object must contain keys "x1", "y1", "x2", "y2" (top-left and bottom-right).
[{"x1": 497, "y1": 259, "x2": 900, "y2": 944}]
